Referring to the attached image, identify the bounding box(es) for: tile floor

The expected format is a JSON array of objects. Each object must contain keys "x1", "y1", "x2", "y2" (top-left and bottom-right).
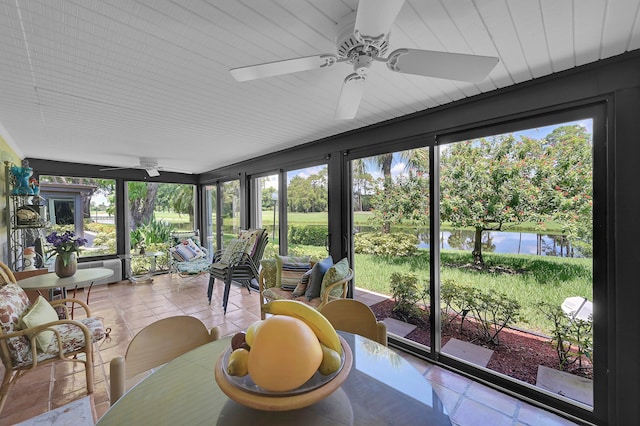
[{"x1": 0, "y1": 273, "x2": 582, "y2": 425}]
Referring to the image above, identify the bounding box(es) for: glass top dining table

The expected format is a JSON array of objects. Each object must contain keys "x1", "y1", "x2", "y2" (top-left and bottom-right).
[{"x1": 97, "y1": 331, "x2": 452, "y2": 425}]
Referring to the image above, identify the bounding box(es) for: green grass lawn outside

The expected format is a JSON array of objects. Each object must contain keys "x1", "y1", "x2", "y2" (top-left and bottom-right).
[{"x1": 286, "y1": 245, "x2": 591, "y2": 335}]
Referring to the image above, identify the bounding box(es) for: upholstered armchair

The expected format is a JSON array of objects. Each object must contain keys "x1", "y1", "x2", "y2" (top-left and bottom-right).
[{"x1": 0, "y1": 262, "x2": 105, "y2": 414}]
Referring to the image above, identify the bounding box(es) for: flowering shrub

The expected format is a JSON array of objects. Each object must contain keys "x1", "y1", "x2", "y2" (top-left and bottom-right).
[
  {"x1": 46, "y1": 231, "x2": 87, "y2": 265},
  {"x1": 354, "y1": 232, "x2": 417, "y2": 257}
]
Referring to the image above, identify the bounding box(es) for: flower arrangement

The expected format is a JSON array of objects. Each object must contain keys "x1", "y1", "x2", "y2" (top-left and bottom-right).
[{"x1": 46, "y1": 231, "x2": 87, "y2": 266}]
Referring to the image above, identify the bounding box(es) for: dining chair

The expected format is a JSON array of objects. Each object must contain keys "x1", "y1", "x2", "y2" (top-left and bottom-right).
[
  {"x1": 0, "y1": 262, "x2": 106, "y2": 414},
  {"x1": 319, "y1": 299, "x2": 388, "y2": 346},
  {"x1": 109, "y1": 316, "x2": 221, "y2": 404}
]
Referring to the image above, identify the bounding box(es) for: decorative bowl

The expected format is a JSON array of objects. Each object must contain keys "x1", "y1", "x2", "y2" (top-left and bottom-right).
[{"x1": 214, "y1": 334, "x2": 352, "y2": 411}]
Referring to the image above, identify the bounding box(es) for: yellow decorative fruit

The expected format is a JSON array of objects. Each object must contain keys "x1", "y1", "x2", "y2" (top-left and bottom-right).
[
  {"x1": 247, "y1": 315, "x2": 322, "y2": 392},
  {"x1": 318, "y1": 343, "x2": 341, "y2": 375},
  {"x1": 227, "y1": 348, "x2": 250, "y2": 377},
  {"x1": 245, "y1": 319, "x2": 263, "y2": 348}
]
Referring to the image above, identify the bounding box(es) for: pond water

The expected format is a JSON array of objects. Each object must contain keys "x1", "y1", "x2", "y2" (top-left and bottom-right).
[
  {"x1": 355, "y1": 226, "x2": 588, "y2": 258},
  {"x1": 425, "y1": 230, "x2": 586, "y2": 258}
]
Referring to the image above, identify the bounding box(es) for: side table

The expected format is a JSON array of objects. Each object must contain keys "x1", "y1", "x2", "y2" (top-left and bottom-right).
[{"x1": 118, "y1": 252, "x2": 164, "y2": 283}]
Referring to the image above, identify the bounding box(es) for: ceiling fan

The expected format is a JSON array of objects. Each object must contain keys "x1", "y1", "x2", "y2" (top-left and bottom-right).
[
  {"x1": 100, "y1": 158, "x2": 162, "y2": 177},
  {"x1": 229, "y1": 0, "x2": 499, "y2": 119}
]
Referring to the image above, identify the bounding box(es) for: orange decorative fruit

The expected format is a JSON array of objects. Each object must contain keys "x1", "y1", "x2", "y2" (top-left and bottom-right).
[{"x1": 247, "y1": 315, "x2": 322, "y2": 392}]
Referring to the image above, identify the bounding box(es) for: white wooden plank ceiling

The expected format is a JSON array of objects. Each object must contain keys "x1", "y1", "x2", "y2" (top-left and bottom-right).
[{"x1": 0, "y1": 0, "x2": 638, "y2": 174}]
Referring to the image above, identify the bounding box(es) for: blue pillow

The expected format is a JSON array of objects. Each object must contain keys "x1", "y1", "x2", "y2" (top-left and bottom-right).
[{"x1": 304, "y1": 255, "x2": 333, "y2": 300}]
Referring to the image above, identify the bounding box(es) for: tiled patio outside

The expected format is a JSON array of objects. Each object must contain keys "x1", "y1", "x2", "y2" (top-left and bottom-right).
[{"x1": 0, "y1": 273, "x2": 581, "y2": 425}]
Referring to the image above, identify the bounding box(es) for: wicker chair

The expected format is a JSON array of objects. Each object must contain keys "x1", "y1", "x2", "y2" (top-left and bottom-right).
[
  {"x1": 0, "y1": 262, "x2": 105, "y2": 414},
  {"x1": 258, "y1": 257, "x2": 353, "y2": 320}
]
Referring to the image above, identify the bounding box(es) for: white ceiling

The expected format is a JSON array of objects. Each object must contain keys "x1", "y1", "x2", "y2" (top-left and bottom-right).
[{"x1": 1, "y1": 0, "x2": 639, "y2": 174}]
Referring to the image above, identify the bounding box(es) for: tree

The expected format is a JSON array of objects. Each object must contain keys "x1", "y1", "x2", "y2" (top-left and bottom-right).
[
  {"x1": 370, "y1": 172, "x2": 430, "y2": 232},
  {"x1": 440, "y1": 135, "x2": 542, "y2": 265},
  {"x1": 128, "y1": 182, "x2": 159, "y2": 231},
  {"x1": 364, "y1": 148, "x2": 429, "y2": 232},
  {"x1": 287, "y1": 170, "x2": 328, "y2": 213},
  {"x1": 352, "y1": 158, "x2": 375, "y2": 211},
  {"x1": 538, "y1": 125, "x2": 593, "y2": 246},
  {"x1": 168, "y1": 184, "x2": 195, "y2": 226}
]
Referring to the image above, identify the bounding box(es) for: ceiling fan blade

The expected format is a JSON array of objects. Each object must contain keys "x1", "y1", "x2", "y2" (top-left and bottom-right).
[
  {"x1": 99, "y1": 166, "x2": 128, "y2": 171},
  {"x1": 354, "y1": 0, "x2": 405, "y2": 42},
  {"x1": 145, "y1": 168, "x2": 160, "y2": 177},
  {"x1": 230, "y1": 54, "x2": 338, "y2": 82},
  {"x1": 386, "y1": 48, "x2": 499, "y2": 82},
  {"x1": 335, "y1": 73, "x2": 367, "y2": 120}
]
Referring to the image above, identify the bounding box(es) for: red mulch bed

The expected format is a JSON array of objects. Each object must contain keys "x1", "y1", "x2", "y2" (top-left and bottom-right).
[{"x1": 369, "y1": 298, "x2": 592, "y2": 385}]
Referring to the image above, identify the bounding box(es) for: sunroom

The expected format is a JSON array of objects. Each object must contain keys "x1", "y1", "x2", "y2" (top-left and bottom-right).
[{"x1": 0, "y1": 1, "x2": 638, "y2": 425}]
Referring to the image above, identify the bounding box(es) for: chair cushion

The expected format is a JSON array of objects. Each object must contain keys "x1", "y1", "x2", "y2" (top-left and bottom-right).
[
  {"x1": 11, "y1": 317, "x2": 106, "y2": 368},
  {"x1": 275, "y1": 255, "x2": 310, "y2": 288},
  {"x1": 0, "y1": 282, "x2": 32, "y2": 365},
  {"x1": 238, "y1": 229, "x2": 263, "y2": 256},
  {"x1": 20, "y1": 295, "x2": 59, "y2": 351},
  {"x1": 320, "y1": 257, "x2": 350, "y2": 300},
  {"x1": 219, "y1": 239, "x2": 250, "y2": 264},
  {"x1": 262, "y1": 287, "x2": 295, "y2": 301},
  {"x1": 175, "y1": 257, "x2": 210, "y2": 275},
  {"x1": 305, "y1": 255, "x2": 333, "y2": 300},
  {"x1": 260, "y1": 259, "x2": 277, "y2": 289}
]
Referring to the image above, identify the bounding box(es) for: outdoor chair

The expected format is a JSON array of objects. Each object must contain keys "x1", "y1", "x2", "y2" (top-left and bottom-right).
[
  {"x1": 168, "y1": 230, "x2": 210, "y2": 280},
  {"x1": 208, "y1": 229, "x2": 268, "y2": 314},
  {"x1": 320, "y1": 299, "x2": 387, "y2": 346},
  {"x1": 109, "y1": 316, "x2": 220, "y2": 404},
  {"x1": 0, "y1": 262, "x2": 106, "y2": 414}
]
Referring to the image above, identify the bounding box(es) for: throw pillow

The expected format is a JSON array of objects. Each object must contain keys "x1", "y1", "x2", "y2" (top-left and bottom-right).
[
  {"x1": 291, "y1": 269, "x2": 312, "y2": 297},
  {"x1": 304, "y1": 255, "x2": 333, "y2": 300},
  {"x1": 185, "y1": 239, "x2": 206, "y2": 259},
  {"x1": 219, "y1": 239, "x2": 250, "y2": 264},
  {"x1": 275, "y1": 255, "x2": 310, "y2": 287},
  {"x1": 0, "y1": 282, "x2": 31, "y2": 364},
  {"x1": 320, "y1": 257, "x2": 350, "y2": 300},
  {"x1": 20, "y1": 295, "x2": 59, "y2": 352},
  {"x1": 175, "y1": 244, "x2": 197, "y2": 262},
  {"x1": 279, "y1": 261, "x2": 311, "y2": 292},
  {"x1": 169, "y1": 247, "x2": 186, "y2": 262},
  {"x1": 260, "y1": 259, "x2": 278, "y2": 289}
]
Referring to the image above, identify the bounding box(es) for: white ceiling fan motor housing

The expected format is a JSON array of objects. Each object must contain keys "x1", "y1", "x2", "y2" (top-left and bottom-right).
[{"x1": 335, "y1": 11, "x2": 389, "y2": 60}]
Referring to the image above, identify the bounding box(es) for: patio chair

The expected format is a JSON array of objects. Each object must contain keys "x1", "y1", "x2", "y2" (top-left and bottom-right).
[
  {"x1": 208, "y1": 229, "x2": 268, "y2": 314},
  {"x1": 109, "y1": 316, "x2": 220, "y2": 404},
  {"x1": 168, "y1": 230, "x2": 210, "y2": 280},
  {"x1": 320, "y1": 299, "x2": 387, "y2": 346},
  {"x1": 0, "y1": 262, "x2": 106, "y2": 414}
]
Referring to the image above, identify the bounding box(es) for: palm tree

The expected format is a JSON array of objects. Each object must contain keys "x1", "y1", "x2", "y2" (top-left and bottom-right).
[{"x1": 363, "y1": 148, "x2": 429, "y2": 232}]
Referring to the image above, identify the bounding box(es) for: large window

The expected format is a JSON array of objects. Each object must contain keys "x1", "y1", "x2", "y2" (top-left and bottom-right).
[
  {"x1": 438, "y1": 119, "x2": 594, "y2": 407},
  {"x1": 221, "y1": 180, "x2": 241, "y2": 248},
  {"x1": 286, "y1": 165, "x2": 328, "y2": 258},
  {"x1": 253, "y1": 174, "x2": 279, "y2": 257},
  {"x1": 39, "y1": 176, "x2": 117, "y2": 258},
  {"x1": 350, "y1": 116, "x2": 597, "y2": 411},
  {"x1": 126, "y1": 181, "x2": 196, "y2": 272}
]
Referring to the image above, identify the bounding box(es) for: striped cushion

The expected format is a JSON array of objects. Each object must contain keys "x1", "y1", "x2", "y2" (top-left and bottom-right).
[
  {"x1": 280, "y1": 262, "x2": 311, "y2": 292},
  {"x1": 275, "y1": 255, "x2": 310, "y2": 288},
  {"x1": 292, "y1": 270, "x2": 312, "y2": 297}
]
